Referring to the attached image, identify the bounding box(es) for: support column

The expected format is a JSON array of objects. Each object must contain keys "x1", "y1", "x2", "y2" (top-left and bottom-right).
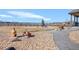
[
  {"x1": 77, "y1": 16, "x2": 78, "y2": 26},
  {"x1": 76, "y1": 16, "x2": 78, "y2": 22},
  {"x1": 78, "y1": 17, "x2": 79, "y2": 26},
  {"x1": 70, "y1": 15, "x2": 72, "y2": 26},
  {"x1": 74, "y1": 16, "x2": 76, "y2": 26},
  {"x1": 75, "y1": 16, "x2": 78, "y2": 26}
]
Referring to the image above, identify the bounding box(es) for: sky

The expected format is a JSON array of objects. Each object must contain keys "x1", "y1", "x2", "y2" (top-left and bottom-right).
[{"x1": 0, "y1": 9, "x2": 70, "y2": 23}]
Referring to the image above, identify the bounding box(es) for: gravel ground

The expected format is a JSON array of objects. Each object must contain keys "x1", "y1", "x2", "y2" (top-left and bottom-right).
[
  {"x1": 69, "y1": 30, "x2": 79, "y2": 44},
  {"x1": 0, "y1": 31, "x2": 58, "y2": 50}
]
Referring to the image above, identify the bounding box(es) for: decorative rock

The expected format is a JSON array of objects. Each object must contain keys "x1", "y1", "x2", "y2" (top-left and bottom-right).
[
  {"x1": 6, "y1": 47, "x2": 16, "y2": 50},
  {"x1": 11, "y1": 28, "x2": 17, "y2": 37}
]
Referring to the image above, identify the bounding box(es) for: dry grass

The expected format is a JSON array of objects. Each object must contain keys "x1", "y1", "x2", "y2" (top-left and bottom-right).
[
  {"x1": 0, "y1": 26, "x2": 58, "y2": 50},
  {"x1": 0, "y1": 26, "x2": 59, "y2": 34}
]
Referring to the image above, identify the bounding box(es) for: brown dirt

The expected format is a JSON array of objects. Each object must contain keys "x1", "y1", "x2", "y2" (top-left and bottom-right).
[{"x1": 0, "y1": 26, "x2": 58, "y2": 50}]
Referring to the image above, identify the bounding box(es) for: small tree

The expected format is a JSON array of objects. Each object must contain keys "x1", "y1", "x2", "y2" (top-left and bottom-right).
[{"x1": 41, "y1": 19, "x2": 45, "y2": 26}]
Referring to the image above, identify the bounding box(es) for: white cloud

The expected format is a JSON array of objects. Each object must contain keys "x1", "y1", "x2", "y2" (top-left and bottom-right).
[
  {"x1": 8, "y1": 11, "x2": 51, "y2": 21},
  {"x1": 0, "y1": 15, "x2": 12, "y2": 18}
]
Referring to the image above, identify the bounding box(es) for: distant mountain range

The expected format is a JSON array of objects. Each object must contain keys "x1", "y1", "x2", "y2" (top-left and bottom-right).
[{"x1": 0, "y1": 21, "x2": 69, "y2": 26}]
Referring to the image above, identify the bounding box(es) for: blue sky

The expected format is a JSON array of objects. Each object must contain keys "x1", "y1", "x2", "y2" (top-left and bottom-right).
[{"x1": 0, "y1": 9, "x2": 70, "y2": 23}]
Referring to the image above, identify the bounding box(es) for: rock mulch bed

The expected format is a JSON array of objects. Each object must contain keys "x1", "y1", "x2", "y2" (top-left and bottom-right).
[{"x1": 0, "y1": 31, "x2": 57, "y2": 50}]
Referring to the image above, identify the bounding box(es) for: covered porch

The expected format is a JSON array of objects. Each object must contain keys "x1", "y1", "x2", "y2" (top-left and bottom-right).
[{"x1": 69, "y1": 9, "x2": 79, "y2": 26}]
